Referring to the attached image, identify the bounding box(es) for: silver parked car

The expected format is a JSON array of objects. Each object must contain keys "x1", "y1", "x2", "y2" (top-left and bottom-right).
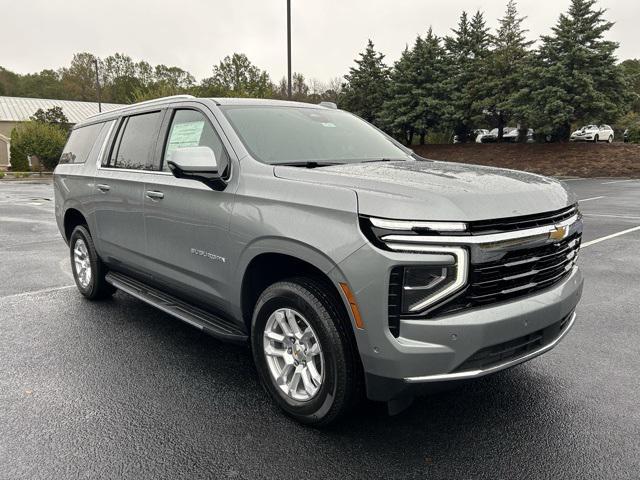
[
  {"x1": 570, "y1": 124, "x2": 614, "y2": 143},
  {"x1": 54, "y1": 95, "x2": 584, "y2": 425}
]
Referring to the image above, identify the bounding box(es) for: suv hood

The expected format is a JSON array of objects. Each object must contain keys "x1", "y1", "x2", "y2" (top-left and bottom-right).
[{"x1": 274, "y1": 160, "x2": 575, "y2": 221}]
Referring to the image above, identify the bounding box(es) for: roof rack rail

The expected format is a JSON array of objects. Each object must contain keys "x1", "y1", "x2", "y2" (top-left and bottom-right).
[{"x1": 88, "y1": 94, "x2": 196, "y2": 118}]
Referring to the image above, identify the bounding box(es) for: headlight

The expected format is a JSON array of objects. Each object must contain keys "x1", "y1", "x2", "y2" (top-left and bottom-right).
[
  {"x1": 361, "y1": 216, "x2": 469, "y2": 313},
  {"x1": 396, "y1": 247, "x2": 468, "y2": 313}
]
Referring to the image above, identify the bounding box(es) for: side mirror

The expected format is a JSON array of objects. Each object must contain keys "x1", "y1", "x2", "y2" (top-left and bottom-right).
[{"x1": 167, "y1": 146, "x2": 226, "y2": 190}]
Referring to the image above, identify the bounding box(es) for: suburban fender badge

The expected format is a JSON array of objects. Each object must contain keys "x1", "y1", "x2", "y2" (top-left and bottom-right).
[{"x1": 190, "y1": 248, "x2": 226, "y2": 263}]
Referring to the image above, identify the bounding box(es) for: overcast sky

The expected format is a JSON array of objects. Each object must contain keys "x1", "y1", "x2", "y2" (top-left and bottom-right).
[{"x1": 1, "y1": 0, "x2": 638, "y2": 84}]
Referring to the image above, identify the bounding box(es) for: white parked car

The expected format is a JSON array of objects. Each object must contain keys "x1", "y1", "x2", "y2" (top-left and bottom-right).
[
  {"x1": 474, "y1": 129, "x2": 490, "y2": 143},
  {"x1": 570, "y1": 125, "x2": 614, "y2": 143},
  {"x1": 503, "y1": 128, "x2": 534, "y2": 143}
]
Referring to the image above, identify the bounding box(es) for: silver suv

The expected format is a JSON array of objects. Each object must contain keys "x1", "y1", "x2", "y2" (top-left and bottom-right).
[{"x1": 54, "y1": 95, "x2": 584, "y2": 425}]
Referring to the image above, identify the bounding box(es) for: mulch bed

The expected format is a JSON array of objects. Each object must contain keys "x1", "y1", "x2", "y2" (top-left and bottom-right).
[{"x1": 412, "y1": 143, "x2": 640, "y2": 178}]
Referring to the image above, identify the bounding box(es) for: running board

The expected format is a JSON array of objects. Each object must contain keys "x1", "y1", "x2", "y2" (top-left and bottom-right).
[{"x1": 105, "y1": 272, "x2": 247, "y2": 343}]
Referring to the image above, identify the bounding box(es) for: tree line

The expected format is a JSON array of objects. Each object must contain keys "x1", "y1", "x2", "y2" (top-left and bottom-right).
[
  {"x1": 342, "y1": 0, "x2": 639, "y2": 143},
  {"x1": 0, "y1": 52, "x2": 342, "y2": 106},
  {"x1": 2, "y1": 0, "x2": 639, "y2": 148}
]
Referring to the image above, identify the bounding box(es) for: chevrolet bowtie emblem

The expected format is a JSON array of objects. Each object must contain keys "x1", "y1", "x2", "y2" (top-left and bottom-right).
[{"x1": 549, "y1": 225, "x2": 569, "y2": 241}]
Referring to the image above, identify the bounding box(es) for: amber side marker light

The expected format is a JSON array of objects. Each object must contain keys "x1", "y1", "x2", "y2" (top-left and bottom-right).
[{"x1": 339, "y1": 282, "x2": 364, "y2": 329}]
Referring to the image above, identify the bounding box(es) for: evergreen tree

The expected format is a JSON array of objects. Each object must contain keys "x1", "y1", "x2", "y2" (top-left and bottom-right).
[
  {"x1": 620, "y1": 59, "x2": 640, "y2": 113},
  {"x1": 379, "y1": 45, "x2": 419, "y2": 145},
  {"x1": 413, "y1": 29, "x2": 448, "y2": 144},
  {"x1": 340, "y1": 40, "x2": 390, "y2": 125},
  {"x1": 469, "y1": 11, "x2": 492, "y2": 57},
  {"x1": 444, "y1": 11, "x2": 491, "y2": 141},
  {"x1": 475, "y1": 1, "x2": 533, "y2": 141},
  {"x1": 523, "y1": 0, "x2": 629, "y2": 139}
]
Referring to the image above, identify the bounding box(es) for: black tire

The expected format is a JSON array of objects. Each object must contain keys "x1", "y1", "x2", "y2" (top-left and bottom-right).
[
  {"x1": 251, "y1": 277, "x2": 363, "y2": 426},
  {"x1": 69, "y1": 225, "x2": 115, "y2": 300},
  {"x1": 594, "y1": 135, "x2": 599, "y2": 143}
]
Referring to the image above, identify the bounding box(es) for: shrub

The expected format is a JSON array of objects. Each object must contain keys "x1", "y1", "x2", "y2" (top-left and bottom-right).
[
  {"x1": 0, "y1": 171, "x2": 5, "y2": 179},
  {"x1": 627, "y1": 125, "x2": 640, "y2": 143},
  {"x1": 10, "y1": 121, "x2": 67, "y2": 171}
]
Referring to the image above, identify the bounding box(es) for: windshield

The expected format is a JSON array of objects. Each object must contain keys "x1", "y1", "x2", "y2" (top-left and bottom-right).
[{"x1": 221, "y1": 105, "x2": 410, "y2": 165}]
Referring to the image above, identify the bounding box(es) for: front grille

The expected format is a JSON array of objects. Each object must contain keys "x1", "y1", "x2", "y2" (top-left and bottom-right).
[
  {"x1": 469, "y1": 204, "x2": 577, "y2": 235},
  {"x1": 467, "y1": 232, "x2": 581, "y2": 305},
  {"x1": 431, "y1": 231, "x2": 581, "y2": 317},
  {"x1": 453, "y1": 312, "x2": 573, "y2": 373}
]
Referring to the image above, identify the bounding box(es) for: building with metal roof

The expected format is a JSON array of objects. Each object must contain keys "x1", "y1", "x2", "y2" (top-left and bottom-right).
[{"x1": 0, "y1": 96, "x2": 122, "y2": 169}]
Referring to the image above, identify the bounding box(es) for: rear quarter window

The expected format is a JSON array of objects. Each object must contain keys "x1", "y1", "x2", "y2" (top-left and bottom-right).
[{"x1": 59, "y1": 122, "x2": 105, "y2": 164}]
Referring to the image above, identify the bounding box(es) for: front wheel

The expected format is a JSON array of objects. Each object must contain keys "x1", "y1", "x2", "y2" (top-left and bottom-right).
[
  {"x1": 251, "y1": 277, "x2": 362, "y2": 426},
  {"x1": 69, "y1": 225, "x2": 115, "y2": 300}
]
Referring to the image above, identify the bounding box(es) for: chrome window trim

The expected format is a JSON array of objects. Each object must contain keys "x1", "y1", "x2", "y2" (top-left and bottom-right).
[
  {"x1": 403, "y1": 311, "x2": 576, "y2": 383},
  {"x1": 382, "y1": 214, "x2": 580, "y2": 246},
  {"x1": 392, "y1": 246, "x2": 469, "y2": 312},
  {"x1": 97, "y1": 166, "x2": 173, "y2": 176}
]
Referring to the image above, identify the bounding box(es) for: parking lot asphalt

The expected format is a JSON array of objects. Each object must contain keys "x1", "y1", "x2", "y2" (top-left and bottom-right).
[{"x1": 1, "y1": 178, "x2": 639, "y2": 479}]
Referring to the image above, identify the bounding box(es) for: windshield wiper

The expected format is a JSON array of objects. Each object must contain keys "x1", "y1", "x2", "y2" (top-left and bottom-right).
[
  {"x1": 275, "y1": 161, "x2": 342, "y2": 168},
  {"x1": 360, "y1": 158, "x2": 406, "y2": 163}
]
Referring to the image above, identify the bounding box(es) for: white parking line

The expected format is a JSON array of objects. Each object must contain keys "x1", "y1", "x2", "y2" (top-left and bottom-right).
[
  {"x1": 601, "y1": 179, "x2": 636, "y2": 185},
  {"x1": 582, "y1": 226, "x2": 640, "y2": 248},
  {"x1": 0, "y1": 284, "x2": 75, "y2": 301},
  {"x1": 584, "y1": 213, "x2": 640, "y2": 220},
  {"x1": 578, "y1": 196, "x2": 605, "y2": 202}
]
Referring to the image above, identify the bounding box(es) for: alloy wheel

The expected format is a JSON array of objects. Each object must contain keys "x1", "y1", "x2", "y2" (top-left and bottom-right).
[
  {"x1": 263, "y1": 308, "x2": 324, "y2": 402},
  {"x1": 73, "y1": 238, "x2": 92, "y2": 288}
]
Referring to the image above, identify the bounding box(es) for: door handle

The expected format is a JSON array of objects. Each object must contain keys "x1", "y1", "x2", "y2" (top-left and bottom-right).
[
  {"x1": 97, "y1": 183, "x2": 111, "y2": 192},
  {"x1": 145, "y1": 190, "x2": 164, "y2": 200}
]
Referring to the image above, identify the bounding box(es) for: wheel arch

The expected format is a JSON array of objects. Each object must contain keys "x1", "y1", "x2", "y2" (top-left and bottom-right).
[
  {"x1": 236, "y1": 240, "x2": 355, "y2": 335},
  {"x1": 63, "y1": 207, "x2": 88, "y2": 242}
]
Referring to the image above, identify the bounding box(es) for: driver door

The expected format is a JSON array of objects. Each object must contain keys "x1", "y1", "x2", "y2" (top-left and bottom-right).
[{"x1": 143, "y1": 106, "x2": 236, "y2": 311}]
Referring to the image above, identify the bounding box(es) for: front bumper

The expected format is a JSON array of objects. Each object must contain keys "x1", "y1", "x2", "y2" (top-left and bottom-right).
[
  {"x1": 403, "y1": 310, "x2": 575, "y2": 383},
  {"x1": 336, "y1": 242, "x2": 584, "y2": 402}
]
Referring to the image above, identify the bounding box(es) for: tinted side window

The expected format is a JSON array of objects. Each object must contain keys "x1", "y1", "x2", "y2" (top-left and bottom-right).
[
  {"x1": 59, "y1": 123, "x2": 104, "y2": 164},
  {"x1": 162, "y1": 109, "x2": 229, "y2": 174},
  {"x1": 111, "y1": 111, "x2": 162, "y2": 170}
]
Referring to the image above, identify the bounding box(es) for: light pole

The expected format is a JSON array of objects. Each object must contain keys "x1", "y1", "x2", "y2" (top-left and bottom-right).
[
  {"x1": 287, "y1": 0, "x2": 292, "y2": 99},
  {"x1": 93, "y1": 59, "x2": 102, "y2": 113}
]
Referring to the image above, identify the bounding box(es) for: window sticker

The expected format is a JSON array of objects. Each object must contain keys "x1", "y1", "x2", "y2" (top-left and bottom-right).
[{"x1": 166, "y1": 120, "x2": 205, "y2": 159}]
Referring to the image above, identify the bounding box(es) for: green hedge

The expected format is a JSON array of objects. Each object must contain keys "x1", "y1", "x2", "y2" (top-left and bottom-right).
[{"x1": 10, "y1": 121, "x2": 67, "y2": 171}]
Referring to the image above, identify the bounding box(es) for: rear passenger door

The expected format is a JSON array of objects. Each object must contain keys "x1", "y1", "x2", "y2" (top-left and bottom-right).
[
  {"x1": 93, "y1": 110, "x2": 163, "y2": 274},
  {"x1": 142, "y1": 105, "x2": 236, "y2": 311}
]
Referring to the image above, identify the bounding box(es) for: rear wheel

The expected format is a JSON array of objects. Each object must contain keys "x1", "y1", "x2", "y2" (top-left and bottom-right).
[
  {"x1": 594, "y1": 135, "x2": 599, "y2": 143},
  {"x1": 69, "y1": 225, "x2": 115, "y2": 300},
  {"x1": 251, "y1": 277, "x2": 362, "y2": 426},
  {"x1": 608, "y1": 135, "x2": 613, "y2": 144}
]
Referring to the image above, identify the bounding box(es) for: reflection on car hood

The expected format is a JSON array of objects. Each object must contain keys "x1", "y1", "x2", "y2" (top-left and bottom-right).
[{"x1": 274, "y1": 160, "x2": 575, "y2": 221}]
